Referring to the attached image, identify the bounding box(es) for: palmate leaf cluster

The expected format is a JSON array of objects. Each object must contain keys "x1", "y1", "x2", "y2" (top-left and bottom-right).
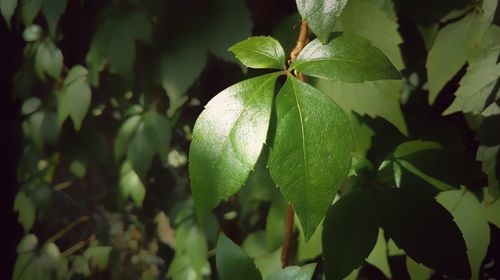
[{"x1": 3, "y1": 0, "x2": 500, "y2": 279}]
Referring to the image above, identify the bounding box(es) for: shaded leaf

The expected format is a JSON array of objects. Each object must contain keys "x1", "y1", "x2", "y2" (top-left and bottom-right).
[
  {"x1": 322, "y1": 189, "x2": 379, "y2": 280},
  {"x1": 291, "y1": 36, "x2": 400, "y2": 82},
  {"x1": 216, "y1": 233, "x2": 262, "y2": 280},
  {"x1": 41, "y1": 0, "x2": 67, "y2": 36},
  {"x1": 406, "y1": 256, "x2": 432, "y2": 280},
  {"x1": 21, "y1": 0, "x2": 41, "y2": 26},
  {"x1": 114, "y1": 115, "x2": 142, "y2": 162},
  {"x1": 1, "y1": 0, "x2": 18, "y2": 27},
  {"x1": 127, "y1": 122, "x2": 154, "y2": 181},
  {"x1": 143, "y1": 109, "x2": 172, "y2": 164},
  {"x1": 229, "y1": 36, "x2": 286, "y2": 70},
  {"x1": 21, "y1": 98, "x2": 41, "y2": 115},
  {"x1": 269, "y1": 75, "x2": 353, "y2": 239},
  {"x1": 84, "y1": 245, "x2": 112, "y2": 270},
  {"x1": 189, "y1": 73, "x2": 280, "y2": 221},
  {"x1": 35, "y1": 39, "x2": 63, "y2": 80},
  {"x1": 393, "y1": 140, "x2": 441, "y2": 158},
  {"x1": 377, "y1": 186, "x2": 470, "y2": 278},
  {"x1": 366, "y1": 229, "x2": 392, "y2": 279},
  {"x1": 119, "y1": 160, "x2": 146, "y2": 207},
  {"x1": 14, "y1": 192, "x2": 36, "y2": 232},
  {"x1": 296, "y1": 0, "x2": 347, "y2": 44},
  {"x1": 58, "y1": 65, "x2": 91, "y2": 130}
]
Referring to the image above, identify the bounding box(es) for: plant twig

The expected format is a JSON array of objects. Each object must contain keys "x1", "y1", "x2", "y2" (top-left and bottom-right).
[
  {"x1": 47, "y1": 215, "x2": 89, "y2": 244},
  {"x1": 281, "y1": 20, "x2": 309, "y2": 269}
]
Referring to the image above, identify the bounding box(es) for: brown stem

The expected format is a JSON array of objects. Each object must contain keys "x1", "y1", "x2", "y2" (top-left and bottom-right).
[
  {"x1": 281, "y1": 203, "x2": 295, "y2": 267},
  {"x1": 281, "y1": 20, "x2": 309, "y2": 269}
]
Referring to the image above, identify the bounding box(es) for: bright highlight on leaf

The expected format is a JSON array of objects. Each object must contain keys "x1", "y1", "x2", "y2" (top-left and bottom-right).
[
  {"x1": 296, "y1": 0, "x2": 348, "y2": 44},
  {"x1": 291, "y1": 36, "x2": 400, "y2": 82},
  {"x1": 189, "y1": 73, "x2": 280, "y2": 221},
  {"x1": 229, "y1": 36, "x2": 286, "y2": 70},
  {"x1": 268, "y1": 75, "x2": 353, "y2": 240}
]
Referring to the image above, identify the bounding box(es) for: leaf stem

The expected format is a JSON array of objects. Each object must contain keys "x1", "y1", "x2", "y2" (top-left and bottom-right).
[
  {"x1": 281, "y1": 20, "x2": 310, "y2": 269},
  {"x1": 47, "y1": 215, "x2": 89, "y2": 244}
]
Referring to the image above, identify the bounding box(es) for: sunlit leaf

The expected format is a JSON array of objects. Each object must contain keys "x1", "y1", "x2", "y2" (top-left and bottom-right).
[
  {"x1": 229, "y1": 36, "x2": 286, "y2": 70},
  {"x1": 296, "y1": 0, "x2": 348, "y2": 44}
]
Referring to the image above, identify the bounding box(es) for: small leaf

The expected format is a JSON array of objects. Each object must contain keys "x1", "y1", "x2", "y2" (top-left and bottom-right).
[
  {"x1": 269, "y1": 75, "x2": 353, "y2": 239},
  {"x1": 35, "y1": 39, "x2": 63, "y2": 80},
  {"x1": 322, "y1": 189, "x2": 379, "y2": 280},
  {"x1": 216, "y1": 233, "x2": 262, "y2": 280},
  {"x1": 22, "y1": 24, "x2": 42, "y2": 41},
  {"x1": 229, "y1": 36, "x2": 286, "y2": 69},
  {"x1": 127, "y1": 122, "x2": 154, "y2": 181},
  {"x1": 21, "y1": 98, "x2": 41, "y2": 115},
  {"x1": 114, "y1": 115, "x2": 142, "y2": 162},
  {"x1": 119, "y1": 160, "x2": 146, "y2": 207},
  {"x1": 189, "y1": 73, "x2": 280, "y2": 221},
  {"x1": 366, "y1": 229, "x2": 392, "y2": 279},
  {"x1": 21, "y1": 0, "x2": 41, "y2": 26},
  {"x1": 186, "y1": 226, "x2": 209, "y2": 275},
  {"x1": 393, "y1": 140, "x2": 441, "y2": 158},
  {"x1": 477, "y1": 145, "x2": 500, "y2": 200},
  {"x1": 376, "y1": 186, "x2": 471, "y2": 278},
  {"x1": 296, "y1": 0, "x2": 348, "y2": 44},
  {"x1": 58, "y1": 65, "x2": 91, "y2": 130},
  {"x1": 1, "y1": 0, "x2": 18, "y2": 28},
  {"x1": 291, "y1": 35, "x2": 400, "y2": 82},
  {"x1": 41, "y1": 0, "x2": 67, "y2": 36},
  {"x1": 266, "y1": 263, "x2": 316, "y2": 280},
  {"x1": 84, "y1": 245, "x2": 112, "y2": 270},
  {"x1": 143, "y1": 109, "x2": 172, "y2": 164},
  {"x1": 397, "y1": 159, "x2": 455, "y2": 191},
  {"x1": 437, "y1": 189, "x2": 490, "y2": 280},
  {"x1": 14, "y1": 192, "x2": 36, "y2": 232},
  {"x1": 406, "y1": 256, "x2": 432, "y2": 280}
]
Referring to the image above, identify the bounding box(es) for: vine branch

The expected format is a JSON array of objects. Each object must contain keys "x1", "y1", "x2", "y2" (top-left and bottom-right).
[{"x1": 281, "y1": 20, "x2": 309, "y2": 268}]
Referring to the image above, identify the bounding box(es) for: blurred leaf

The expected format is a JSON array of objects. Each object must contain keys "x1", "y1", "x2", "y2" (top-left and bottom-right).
[
  {"x1": 377, "y1": 186, "x2": 470, "y2": 278},
  {"x1": 476, "y1": 145, "x2": 500, "y2": 200},
  {"x1": 485, "y1": 197, "x2": 500, "y2": 227},
  {"x1": 185, "y1": 226, "x2": 208, "y2": 275},
  {"x1": 143, "y1": 109, "x2": 171, "y2": 164},
  {"x1": 84, "y1": 245, "x2": 112, "y2": 270},
  {"x1": 119, "y1": 160, "x2": 146, "y2": 207},
  {"x1": 115, "y1": 115, "x2": 141, "y2": 162},
  {"x1": 87, "y1": 8, "x2": 152, "y2": 84},
  {"x1": 229, "y1": 36, "x2": 286, "y2": 70},
  {"x1": 265, "y1": 194, "x2": 287, "y2": 251},
  {"x1": 21, "y1": 97, "x2": 41, "y2": 115},
  {"x1": 296, "y1": 0, "x2": 347, "y2": 44},
  {"x1": 393, "y1": 140, "x2": 441, "y2": 158},
  {"x1": 396, "y1": 160, "x2": 454, "y2": 191},
  {"x1": 127, "y1": 122, "x2": 154, "y2": 181},
  {"x1": 58, "y1": 65, "x2": 91, "y2": 130},
  {"x1": 322, "y1": 189, "x2": 379, "y2": 280},
  {"x1": 252, "y1": 248, "x2": 282, "y2": 279},
  {"x1": 0, "y1": 0, "x2": 17, "y2": 27},
  {"x1": 21, "y1": 0, "x2": 41, "y2": 26},
  {"x1": 35, "y1": 39, "x2": 63, "y2": 80},
  {"x1": 189, "y1": 73, "x2": 279, "y2": 221},
  {"x1": 22, "y1": 24, "x2": 42, "y2": 41},
  {"x1": 291, "y1": 36, "x2": 400, "y2": 82},
  {"x1": 41, "y1": 0, "x2": 67, "y2": 36},
  {"x1": 13, "y1": 238, "x2": 66, "y2": 280},
  {"x1": 216, "y1": 233, "x2": 262, "y2": 280},
  {"x1": 269, "y1": 76, "x2": 353, "y2": 240},
  {"x1": 266, "y1": 263, "x2": 316, "y2": 280},
  {"x1": 296, "y1": 215, "x2": 322, "y2": 262},
  {"x1": 14, "y1": 192, "x2": 35, "y2": 232}
]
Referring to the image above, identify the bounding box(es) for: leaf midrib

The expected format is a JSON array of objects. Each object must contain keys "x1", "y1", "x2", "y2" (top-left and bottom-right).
[{"x1": 233, "y1": 45, "x2": 283, "y2": 67}]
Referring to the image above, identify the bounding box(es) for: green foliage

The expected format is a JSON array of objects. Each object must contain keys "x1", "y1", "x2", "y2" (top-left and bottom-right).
[
  {"x1": 216, "y1": 234, "x2": 262, "y2": 280},
  {"x1": 7, "y1": 0, "x2": 500, "y2": 278}
]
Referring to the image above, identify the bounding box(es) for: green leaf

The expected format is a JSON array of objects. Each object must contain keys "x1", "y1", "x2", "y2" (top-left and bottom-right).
[
  {"x1": 322, "y1": 189, "x2": 379, "y2": 280},
  {"x1": 376, "y1": 187, "x2": 471, "y2": 278},
  {"x1": 366, "y1": 229, "x2": 392, "y2": 279},
  {"x1": 229, "y1": 36, "x2": 286, "y2": 70},
  {"x1": 87, "y1": 8, "x2": 152, "y2": 85},
  {"x1": 14, "y1": 192, "x2": 36, "y2": 232},
  {"x1": 1, "y1": 0, "x2": 18, "y2": 28},
  {"x1": 216, "y1": 234, "x2": 262, "y2": 280},
  {"x1": 296, "y1": 214, "x2": 322, "y2": 262},
  {"x1": 189, "y1": 73, "x2": 280, "y2": 221},
  {"x1": 316, "y1": 79, "x2": 408, "y2": 135},
  {"x1": 406, "y1": 257, "x2": 432, "y2": 280},
  {"x1": 41, "y1": 0, "x2": 67, "y2": 36},
  {"x1": 17, "y1": 234, "x2": 38, "y2": 253},
  {"x1": 21, "y1": 97, "x2": 41, "y2": 115},
  {"x1": 127, "y1": 122, "x2": 154, "y2": 181},
  {"x1": 291, "y1": 36, "x2": 400, "y2": 82},
  {"x1": 437, "y1": 189, "x2": 490, "y2": 280},
  {"x1": 443, "y1": 45, "x2": 500, "y2": 116},
  {"x1": 426, "y1": 0, "x2": 497, "y2": 104},
  {"x1": 84, "y1": 245, "x2": 112, "y2": 270},
  {"x1": 22, "y1": 24, "x2": 42, "y2": 41},
  {"x1": 485, "y1": 197, "x2": 500, "y2": 228},
  {"x1": 21, "y1": 0, "x2": 41, "y2": 26},
  {"x1": 14, "y1": 239, "x2": 66, "y2": 280},
  {"x1": 477, "y1": 145, "x2": 500, "y2": 200},
  {"x1": 119, "y1": 160, "x2": 146, "y2": 207},
  {"x1": 338, "y1": 0, "x2": 404, "y2": 70},
  {"x1": 58, "y1": 65, "x2": 91, "y2": 130},
  {"x1": 295, "y1": 0, "x2": 348, "y2": 44},
  {"x1": 397, "y1": 159, "x2": 455, "y2": 191},
  {"x1": 185, "y1": 226, "x2": 209, "y2": 275},
  {"x1": 266, "y1": 263, "x2": 316, "y2": 280},
  {"x1": 114, "y1": 115, "x2": 142, "y2": 162},
  {"x1": 393, "y1": 140, "x2": 441, "y2": 158},
  {"x1": 268, "y1": 75, "x2": 353, "y2": 239},
  {"x1": 143, "y1": 109, "x2": 172, "y2": 164},
  {"x1": 35, "y1": 39, "x2": 63, "y2": 80}
]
